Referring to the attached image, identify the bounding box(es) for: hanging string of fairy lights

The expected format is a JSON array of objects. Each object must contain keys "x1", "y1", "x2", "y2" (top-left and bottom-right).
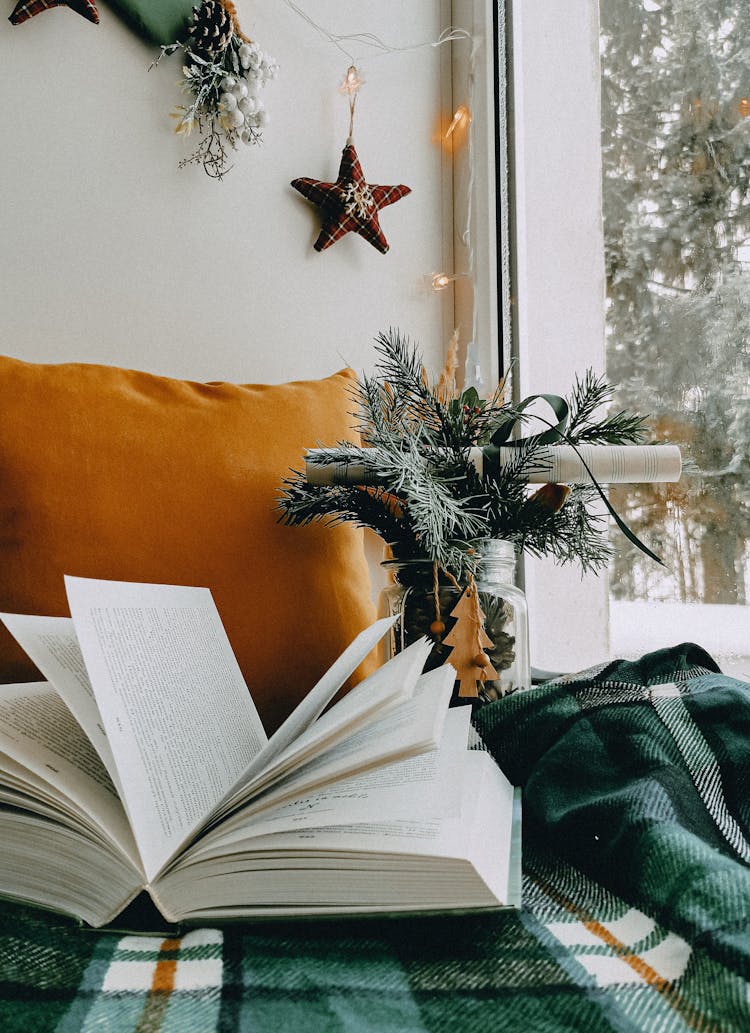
[
  {"x1": 281, "y1": 0, "x2": 482, "y2": 380},
  {"x1": 450, "y1": 33, "x2": 483, "y2": 390},
  {"x1": 280, "y1": 0, "x2": 471, "y2": 63}
]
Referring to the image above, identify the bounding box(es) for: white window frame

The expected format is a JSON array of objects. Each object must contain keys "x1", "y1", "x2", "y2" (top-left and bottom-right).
[
  {"x1": 505, "y1": 0, "x2": 609, "y2": 671},
  {"x1": 450, "y1": 0, "x2": 608, "y2": 672}
]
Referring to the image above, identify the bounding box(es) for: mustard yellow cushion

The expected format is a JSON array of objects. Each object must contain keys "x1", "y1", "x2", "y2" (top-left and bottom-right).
[{"x1": 0, "y1": 356, "x2": 376, "y2": 733}]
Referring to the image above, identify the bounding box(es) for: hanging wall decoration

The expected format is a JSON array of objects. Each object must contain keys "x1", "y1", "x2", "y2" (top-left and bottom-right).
[
  {"x1": 154, "y1": 0, "x2": 278, "y2": 178},
  {"x1": 9, "y1": 0, "x2": 195, "y2": 34},
  {"x1": 291, "y1": 66, "x2": 411, "y2": 254},
  {"x1": 9, "y1": 0, "x2": 98, "y2": 24},
  {"x1": 8, "y1": 1, "x2": 458, "y2": 191},
  {"x1": 8, "y1": 0, "x2": 274, "y2": 179},
  {"x1": 106, "y1": 0, "x2": 195, "y2": 45}
]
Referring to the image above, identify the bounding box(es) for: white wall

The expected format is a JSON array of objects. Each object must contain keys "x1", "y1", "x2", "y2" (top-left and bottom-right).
[{"x1": 1, "y1": 1, "x2": 456, "y2": 384}]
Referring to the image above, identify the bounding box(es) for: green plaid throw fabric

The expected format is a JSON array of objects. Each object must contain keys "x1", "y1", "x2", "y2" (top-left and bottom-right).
[{"x1": 1, "y1": 643, "x2": 748, "y2": 1032}]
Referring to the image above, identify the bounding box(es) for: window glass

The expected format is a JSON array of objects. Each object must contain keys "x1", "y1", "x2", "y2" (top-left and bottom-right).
[{"x1": 601, "y1": 0, "x2": 750, "y2": 676}]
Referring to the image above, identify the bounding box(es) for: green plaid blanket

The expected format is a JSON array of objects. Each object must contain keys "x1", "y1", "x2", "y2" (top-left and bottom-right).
[{"x1": 1, "y1": 643, "x2": 749, "y2": 1032}]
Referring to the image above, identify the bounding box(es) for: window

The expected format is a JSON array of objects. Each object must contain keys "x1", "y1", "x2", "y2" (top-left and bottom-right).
[
  {"x1": 500, "y1": 0, "x2": 749, "y2": 675},
  {"x1": 600, "y1": 0, "x2": 750, "y2": 678}
]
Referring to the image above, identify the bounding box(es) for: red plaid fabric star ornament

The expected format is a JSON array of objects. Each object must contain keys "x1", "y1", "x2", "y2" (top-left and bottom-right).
[
  {"x1": 291, "y1": 141, "x2": 411, "y2": 254},
  {"x1": 9, "y1": 0, "x2": 99, "y2": 24}
]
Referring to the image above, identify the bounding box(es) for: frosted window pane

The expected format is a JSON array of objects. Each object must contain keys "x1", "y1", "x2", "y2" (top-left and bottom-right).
[{"x1": 600, "y1": 0, "x2": 750, "y2": 677}]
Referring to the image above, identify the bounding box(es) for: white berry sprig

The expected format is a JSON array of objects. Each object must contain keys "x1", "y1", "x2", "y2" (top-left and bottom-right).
[{"x1": 154, "y1": 1, "x2": 279, "y2": 179}]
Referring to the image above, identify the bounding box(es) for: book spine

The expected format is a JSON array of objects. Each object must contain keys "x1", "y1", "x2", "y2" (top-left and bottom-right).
[{"x1": 305, "y1": 444, "x2": 682, "y2": 486}]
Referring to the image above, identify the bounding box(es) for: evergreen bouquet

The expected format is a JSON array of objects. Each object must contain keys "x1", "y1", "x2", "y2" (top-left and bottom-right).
[
  {"x1": 278, "y1": 329, "x2": 657, "y2": 580},
  {"x1": 278, "y1": 329, "x2": 659, "y2": 699}
]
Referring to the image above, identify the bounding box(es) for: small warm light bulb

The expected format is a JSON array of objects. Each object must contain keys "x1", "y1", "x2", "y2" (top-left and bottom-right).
[
  {"x1": 444, "y1": 104, "x2": 472, "y2": 140},
  {"x1": 339, "y1": 65, "x2": 364, "y2": 95},
  {"x1": 432, "y1": 273, "x2": 453, "y2": 291},
  {"x1": 739, "y1": 97, "x2": 750, "y2": 118}
]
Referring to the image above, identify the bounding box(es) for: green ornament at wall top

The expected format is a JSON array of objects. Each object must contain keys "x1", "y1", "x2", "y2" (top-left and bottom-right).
[{"x1": 107, "y1": 0, "x2": 196, "y2": 44}]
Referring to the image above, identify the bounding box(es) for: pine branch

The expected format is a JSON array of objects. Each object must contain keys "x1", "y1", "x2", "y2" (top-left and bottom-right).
[
  {"x1": 543, "y1": 487, "x2": 613, "y2": 572},
  {"x1": 277, "y1": 473, "x2": 409, "y2": 545},
  {"x1": 565, "y1": 370, "x2": 649, "y2": 444},
  {"x1": 304, "y1": 443, "x2": 374, "y2": 472},
  {"x1": 372, "y1": 329, "x2": 453, "y2": 440},
  {"x1": 566, "y1": 370, "x2": 611, "y2": 434},
  {"x1": 353, "y1": 374, "x2": 399, "y2": 445},
  {"x1": 379, "y1": 440, "x2": 488, "y2": 555},
  {"x1": 570, "y1": 409, "x2": 649, "y2": 444}
]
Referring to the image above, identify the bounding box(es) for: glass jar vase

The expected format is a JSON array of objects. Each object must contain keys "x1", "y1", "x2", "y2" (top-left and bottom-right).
[{"x1": 378, "y1": 539, "x2": 530, "y2": 703}]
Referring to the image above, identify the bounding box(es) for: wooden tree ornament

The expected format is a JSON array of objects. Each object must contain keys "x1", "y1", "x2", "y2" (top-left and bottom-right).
[{"x1": 442, "y1": 577, "x2": 499, "y2": 698}]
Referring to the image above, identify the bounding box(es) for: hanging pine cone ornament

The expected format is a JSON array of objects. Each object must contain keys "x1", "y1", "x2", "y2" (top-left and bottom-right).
[
  {"x1": 186, "y1": 0, "x2": 233, "y2": 61},
  {"x1": 154, "y1": 0, "x2": 278, "y2": 179}
]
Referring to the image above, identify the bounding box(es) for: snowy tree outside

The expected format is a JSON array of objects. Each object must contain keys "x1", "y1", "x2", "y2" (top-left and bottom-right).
[{"x1": 600, "y1": 0, "x2": 750, "y2": 675}]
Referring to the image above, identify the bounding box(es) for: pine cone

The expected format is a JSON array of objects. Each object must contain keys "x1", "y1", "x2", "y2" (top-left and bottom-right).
[{"x1": 187, "y1": 0, "x2": 233, "y2": 61}]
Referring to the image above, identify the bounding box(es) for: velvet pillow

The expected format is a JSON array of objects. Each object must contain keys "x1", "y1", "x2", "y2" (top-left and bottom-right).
[{"x1": 0, "y1": 356, "x2": 376, "y2": 733}]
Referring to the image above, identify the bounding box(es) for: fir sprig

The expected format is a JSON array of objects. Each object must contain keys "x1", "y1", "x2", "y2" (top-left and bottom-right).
[
  {"x1": 566, "y1": 370, "x2": 648, "y2": 443},
  {"x1": 278, "y1": 479, "x2": 408, "y2": 545},
  {"x1": 278, "y1": 330, "x2": 655, "y2": 582}
]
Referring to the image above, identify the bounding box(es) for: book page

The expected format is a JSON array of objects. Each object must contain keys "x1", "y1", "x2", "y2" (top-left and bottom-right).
[
  {"x1": 210, "y1": 637, "x2": 432, "y2": 823},
  {"x1": 0, "y1": 751, "x2": 89, "y2": 818},
  {"x1": 64, "y1": 576, "x2": 268, "y2": 882},
  {"x1": 0, "y1": 613, "x2": 119, "y2": 788},
  {"x1": 0, "y1": 682, "x2": 139, "y2": 868},
  {"x1": 234, "y1": 617, "x2": 397, "y2": 779},
  {"x1": 191, "y1": 665, "x2": 454, "y2": 855},
  {"x1": 170, "y1": 753, "x2": 516, "y2": 922},
  {"x1": 233, "y1": 752, "x2": 511, "y2": 862},
  {"x1": 154, "y1": 753, "x2": 519, "y2": 921},
  {"x1": 191, "y1": 705, "x2": 471, "y2": 859},
  {"x1": 250, "y1": 665, "x2": 453, "y2": 813}
]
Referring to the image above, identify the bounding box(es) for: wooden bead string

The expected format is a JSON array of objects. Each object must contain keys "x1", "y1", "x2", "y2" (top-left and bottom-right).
[
  {"x1": 429, "y1": 562, "x2": 445, "y2": 638},
  {"x1": 466, "y1": 574, "x2": 492, "y2": 674},
  {"x1": 429, "y1": 562, "x2": 464, "y2": 641}
]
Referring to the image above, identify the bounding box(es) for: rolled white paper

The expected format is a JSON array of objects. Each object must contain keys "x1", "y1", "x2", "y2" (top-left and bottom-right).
[
  {"x1": 305, "y1": 444, "x2": 682, "y2": 486},
  {"x1": 489, "y1": 444, "x2": 682, "y2": 484}
]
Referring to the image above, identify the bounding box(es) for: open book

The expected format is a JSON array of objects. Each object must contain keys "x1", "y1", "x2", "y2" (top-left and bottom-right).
[{"x1": 0, "y1": 577, "x2": 520, "y2": 928}]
